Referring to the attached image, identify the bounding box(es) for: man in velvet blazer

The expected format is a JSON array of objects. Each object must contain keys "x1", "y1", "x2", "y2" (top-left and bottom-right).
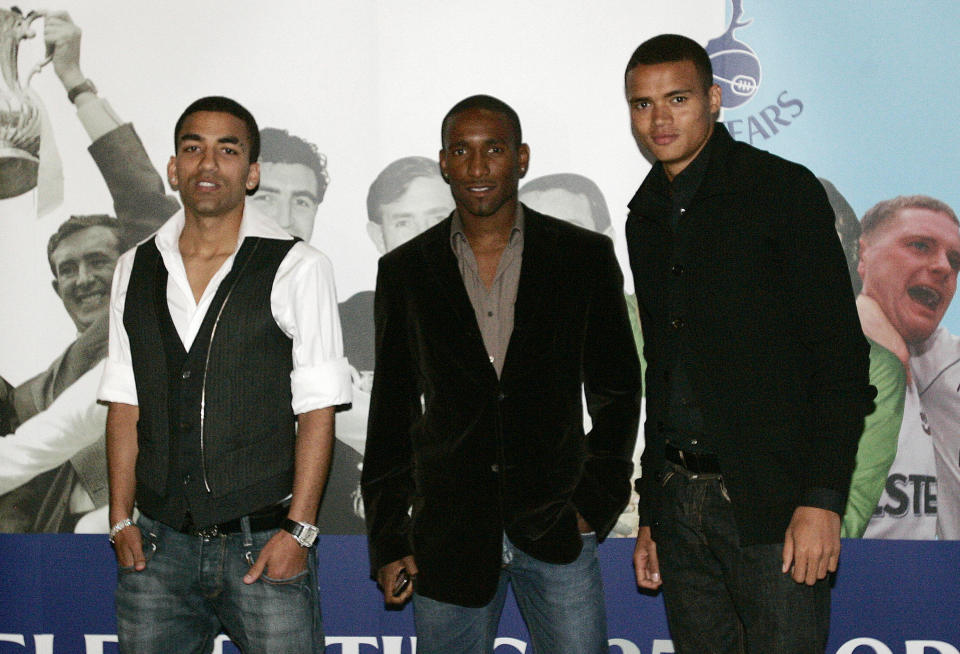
[{"x1": 362, "y1": 95, "x2": 640, "y2": 654}]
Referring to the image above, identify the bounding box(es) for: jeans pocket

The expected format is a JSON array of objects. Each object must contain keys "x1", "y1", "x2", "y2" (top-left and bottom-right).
[
  {"x1": 261, "y1": 566, "x2": 310, "y2": 586},
  {"x1": 579, "y1": 531, "x2": 598, "y2": 552},
  {"x1": 246, "y1": 532, "x2": 312, "y2": 585}
]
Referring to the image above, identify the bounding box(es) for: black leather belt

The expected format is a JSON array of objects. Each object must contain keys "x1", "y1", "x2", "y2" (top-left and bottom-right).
[
  {"x1": 179, "y1": 503, "x2": 288, "y2": 538},
  {"x1": 665, "y1": 443, "x2": 722, "y2": 475}
]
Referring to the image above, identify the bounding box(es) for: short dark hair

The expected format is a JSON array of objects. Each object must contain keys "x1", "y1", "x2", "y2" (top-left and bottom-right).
[
  {"x1": 47, "y1": 214, "x2": 120, "y2": 277},
  {"x1": 624, "y1": 34, "x2": 713, "y2": 92},
  {"x1": 173, "y1": 96, "x2": 260, "y2": 163},
  {"x1": 519, "y1": 173, "x2": 612, "y2": 233},
  {"x1": 861, "y1": 195, "x2": 959, "y2": 239},
  {"x1": 366, "y1": 156, "x2": 443, "y2": 225},
  {"x1": 441, "y1": 94, "x2": 522, "y2": 149},
  {"x1": 260, "y1": 128, "x2": 330, "y2": 203}
]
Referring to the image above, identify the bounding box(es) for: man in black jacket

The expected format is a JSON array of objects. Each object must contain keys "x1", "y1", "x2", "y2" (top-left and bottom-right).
[
  {"x1": 362, "y1": 95, "x2": 641, "y2": 654},
  {"x1": 625, "y1": 35, "x2": 874, "y2": 653}
]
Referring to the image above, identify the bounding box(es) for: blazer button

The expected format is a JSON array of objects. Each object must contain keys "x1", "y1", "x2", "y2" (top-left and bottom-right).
[
  {"x1": 671, "y1": 317, "x2": 685, "y2": 330},
  {"x1": 491, "y1": 463, "x2": 500, "y2": 473},
  {"x1": 671, "y1": 264, "x2": 684, "y2": 276},
  {"x1": 498, "y1": 392, "x2": 506, "y2": 401}
]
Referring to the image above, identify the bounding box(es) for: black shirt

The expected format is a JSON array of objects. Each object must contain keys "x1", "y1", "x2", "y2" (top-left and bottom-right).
[{"x1": 662, "y1": 138, "x2": 713, "y2": 453}]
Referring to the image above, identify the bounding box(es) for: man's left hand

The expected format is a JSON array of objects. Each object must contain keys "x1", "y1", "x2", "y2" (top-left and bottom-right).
[
  {"x1": 781, "y1": 506, "x2": 841, "y2": 585},
  {"x1": 576, "y1": 512, "x2": 593, "y2": 534},
  {"x1": 243, "y1": 530, "x2": 308, "y2": 584}
]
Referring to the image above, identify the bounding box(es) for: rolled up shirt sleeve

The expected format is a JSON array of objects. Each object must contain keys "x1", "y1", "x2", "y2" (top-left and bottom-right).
[
  {"x1": 97, "y1": 248, "x2": 138, "y2": 406},
  {"x1": 273, "y1": 242, "x2": 353, "y2": 414}
]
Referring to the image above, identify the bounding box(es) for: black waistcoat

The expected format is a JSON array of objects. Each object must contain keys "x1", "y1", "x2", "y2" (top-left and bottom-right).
[{"x1": 123, "y1": 236, "x2": 298, "y2": 528}]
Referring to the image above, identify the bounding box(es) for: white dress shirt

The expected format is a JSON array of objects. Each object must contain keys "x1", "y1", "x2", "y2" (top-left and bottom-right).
[
  {"x1": 97, "y1": 205, "x2": 352, "y2": 414},
  {"x1": 0, "y1": 362, "x2": 106, "y2": 494}
]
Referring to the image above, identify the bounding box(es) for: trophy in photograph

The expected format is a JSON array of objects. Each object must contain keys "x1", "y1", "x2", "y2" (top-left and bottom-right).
[{"x1": 1, "y1": 7, "x2": 51, "y2": 199}]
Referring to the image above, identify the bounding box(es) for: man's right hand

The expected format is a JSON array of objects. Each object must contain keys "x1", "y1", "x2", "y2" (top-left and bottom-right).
[
  {"x1": 633, "y1": 526, "x2": 662, "y2": 590},
  {"x1": 377, "y1": 555, "x2": 418, "y2": 606},
  {"x1": 856, "y1": 294, "x2": 909, "y2": 372},
  {"x1": 112, "y1": 523, "x2": 147, "y2": 572}
]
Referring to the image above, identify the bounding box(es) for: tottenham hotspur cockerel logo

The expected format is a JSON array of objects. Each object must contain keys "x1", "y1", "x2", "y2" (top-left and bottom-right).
[{"x1": 706, "y1": 0, "x2": 761, "y2": 109}]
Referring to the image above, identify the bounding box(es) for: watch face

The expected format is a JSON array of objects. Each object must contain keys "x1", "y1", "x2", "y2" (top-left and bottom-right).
[
  {"x1": 285, "y1": 519, "x2": 318, "y2": 547},
  {"x1": 299, "y1": 524, "x2": 319, "y2": 547}
]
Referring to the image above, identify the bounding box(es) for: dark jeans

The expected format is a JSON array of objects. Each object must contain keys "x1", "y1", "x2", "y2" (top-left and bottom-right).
[
  {"x1": 413, "y1": 532, "x2": 608, "y2": 654},
  {"x1": 656, "y1": 463, "x2": 830, "y2": 654},
  {"x1": 116, "y1": 513, "x2": 323, "y2": 653}
]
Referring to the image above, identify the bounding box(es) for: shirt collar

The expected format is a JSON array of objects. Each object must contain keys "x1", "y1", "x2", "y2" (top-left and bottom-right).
[
  {"x1": 450, "y1": 203, "x2": 525, "y2": 252},
  {"x1": 154, "y1": 203, "x2": 294, "y2": 255},
  {"x1": 669, "y1": 131, "x2": 713, "y2": 207}
]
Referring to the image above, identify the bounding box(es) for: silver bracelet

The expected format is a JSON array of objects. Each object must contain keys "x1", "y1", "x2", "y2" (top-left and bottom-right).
[{"x1": 108, "y1": 518, "x2": 134, "y2": 544}]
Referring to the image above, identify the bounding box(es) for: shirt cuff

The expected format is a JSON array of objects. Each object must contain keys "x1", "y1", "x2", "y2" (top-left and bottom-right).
[
  {"x1": 97, "y1": 359, "x2": 139, "y2": 406},
  {"x1": 77, "y1": 98, "x2": 123, "y2": 143},
  {"x1": 290, "y1": 357, "x2": 353, "y2": 414},
  {"x1": 800, "y1": 487, "x2": 846, "y2": 516}
]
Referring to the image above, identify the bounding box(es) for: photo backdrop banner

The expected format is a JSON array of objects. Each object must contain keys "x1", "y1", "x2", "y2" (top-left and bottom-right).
[{"x1": 1, "y1": 0, "x2": 960, "y2": 649}]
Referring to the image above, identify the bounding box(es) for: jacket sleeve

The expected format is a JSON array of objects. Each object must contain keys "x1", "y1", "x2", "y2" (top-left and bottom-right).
[
  {"x1": 8, "y1": 124, "x2": 166, "y2": 426},
  {"x1": 841, "y1": 340, "x2": 905, "y2": 537},
  {"x1": 572, "y1": 237, "x2": 642, "y2": 538},
  {"x1": 88, "y1": 123, "x2": 180, "y2": 249},
  {"x1": 361, "y1": 256, "x2": 421, "y2": 575},
  {"x1": 774, "y1": 164, "x2": 876, "y2": 507}
]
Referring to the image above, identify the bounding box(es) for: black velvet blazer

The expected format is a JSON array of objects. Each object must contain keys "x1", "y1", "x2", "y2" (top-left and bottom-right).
[{"x1": 362, "y1": 206, "x2": 642, "y2": 607}]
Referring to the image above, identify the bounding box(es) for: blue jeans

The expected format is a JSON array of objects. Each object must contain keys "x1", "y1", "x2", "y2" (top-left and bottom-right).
[
  {"x1": 655, "y1": 462, "x2": 830, "y2": 654},
  {"x1": 413, "y1": 532, "x2": 608, "y2": 654},
  {"x1": 115, "y1": 513, "x2": 323, "y2": 653}
]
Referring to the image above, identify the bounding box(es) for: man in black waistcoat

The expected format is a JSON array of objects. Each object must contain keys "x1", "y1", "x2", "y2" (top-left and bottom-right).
[
  {"x1": 98, "y1": 96, "x2": 351, "y2": 653},
  {"x1": 362, "y1": 95, "x2": 641, "y2": 653},
  {"x1": 624, "y1": 36, "x2": 875, "y2": 653}
]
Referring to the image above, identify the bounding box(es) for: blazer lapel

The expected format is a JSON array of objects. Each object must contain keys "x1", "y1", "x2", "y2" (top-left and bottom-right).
[
  {"x1": 502, "y1": 208, "x2": 559, "y2": 381},
  {"x1": 419, "y1": 218, "x2": 500, "y2": 387}
]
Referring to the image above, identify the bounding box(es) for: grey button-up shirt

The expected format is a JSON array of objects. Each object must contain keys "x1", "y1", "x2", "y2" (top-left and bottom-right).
[{"x1": 450, "y1": 206, "x2": 524, "y2": 378}]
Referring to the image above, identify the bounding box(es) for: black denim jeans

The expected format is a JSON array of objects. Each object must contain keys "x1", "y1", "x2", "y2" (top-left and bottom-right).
[{"x1": 656, "y1": 462, "x2": 830, "y2": 654}]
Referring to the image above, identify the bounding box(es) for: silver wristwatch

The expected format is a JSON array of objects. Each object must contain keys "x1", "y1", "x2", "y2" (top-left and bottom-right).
[{"x1": 282, "y1": 518, "x2": 319, "y2": 548}]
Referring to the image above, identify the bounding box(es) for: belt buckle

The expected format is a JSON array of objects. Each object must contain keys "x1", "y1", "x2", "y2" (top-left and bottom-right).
[{"x1": 195, "y1": 525, "x2": 221, "y2": 539}]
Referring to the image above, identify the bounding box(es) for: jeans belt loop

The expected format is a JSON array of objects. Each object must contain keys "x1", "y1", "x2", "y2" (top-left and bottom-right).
[{"x1": 241, "y1": 515, "x2": 253, "y2": 548}]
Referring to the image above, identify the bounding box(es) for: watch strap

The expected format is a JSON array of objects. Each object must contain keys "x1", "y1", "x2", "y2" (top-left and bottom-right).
[
  {"x1": 282, "y1": 518, "x2": 318, "y2": 547},
  {"x1": 67, "y1": 78, "x2": 97, "y2": 104}
]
